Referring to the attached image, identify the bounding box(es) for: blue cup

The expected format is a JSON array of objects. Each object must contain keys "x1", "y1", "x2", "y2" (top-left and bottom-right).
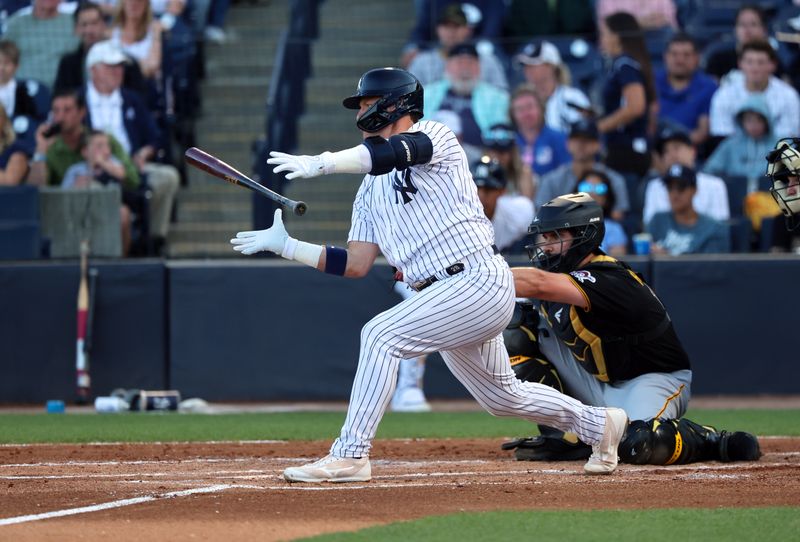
[
  {"x1": 46, "y1": 400, "x2": 65, "y2": 414},
  {"x1": 633, "y1": 233, "x2": 653, "y2": 256}
]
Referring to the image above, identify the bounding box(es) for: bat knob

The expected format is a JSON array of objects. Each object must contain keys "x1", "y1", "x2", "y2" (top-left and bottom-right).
[{"x1": 294, "y1": 201, "x2": 308, "y2": 216}]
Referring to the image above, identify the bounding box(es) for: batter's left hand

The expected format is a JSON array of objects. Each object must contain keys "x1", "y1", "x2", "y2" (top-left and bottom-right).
[
  {"x1": 268, "y1": 151, "x2": 332, "y2": 180},
  {"x1": 230, "y1": 209, "x2": 288, "y2": 255}
]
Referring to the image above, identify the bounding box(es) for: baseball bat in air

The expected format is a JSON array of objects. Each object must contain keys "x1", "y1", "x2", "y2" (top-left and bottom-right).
[
  {"x1": 75, "y1": 239, "x2": 91, "y2": 404},
  {"x1": 184, "y1": 147, "x2": 307, "y2": 216}
]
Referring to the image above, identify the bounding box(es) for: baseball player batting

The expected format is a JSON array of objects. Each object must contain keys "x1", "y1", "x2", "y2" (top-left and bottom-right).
[{"x1": 231, "y1": 67, "x2": 628, "y2": 482}]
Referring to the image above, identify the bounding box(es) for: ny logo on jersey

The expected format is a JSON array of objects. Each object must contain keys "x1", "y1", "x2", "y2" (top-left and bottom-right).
[{"x1": 392, "y1": 169, "x2": 418, "y2": 204}]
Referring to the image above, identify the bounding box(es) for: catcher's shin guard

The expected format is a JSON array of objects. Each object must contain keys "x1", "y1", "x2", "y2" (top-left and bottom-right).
[{"x1": 619, "y1": 418, "x2": 761, "y2": 465}]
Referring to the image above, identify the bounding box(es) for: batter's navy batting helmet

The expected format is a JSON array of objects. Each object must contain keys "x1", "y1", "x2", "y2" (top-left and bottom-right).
[
  {"x1": 526, "y1": 192, "x2": 605, "y2": 274},
  {"x1": 343, "y1": 67, "x2": 424, "y2": 133}
]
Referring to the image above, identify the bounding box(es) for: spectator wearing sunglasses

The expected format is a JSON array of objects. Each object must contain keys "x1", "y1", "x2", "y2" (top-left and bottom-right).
[
  {"x1": 574, "y1": 169, "x2": 628, "y2": 256},
  {"x1": 482, "y1": 123, "x2": 535, "y2": 199}
]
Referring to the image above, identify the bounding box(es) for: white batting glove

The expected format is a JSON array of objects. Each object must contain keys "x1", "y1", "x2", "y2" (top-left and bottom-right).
[
  {"x1": 267, "y1": 151, "x2": 334, "y2": 180},
  {"x1": 230, "y1": 209, "x2": 288, "y2": 256}
]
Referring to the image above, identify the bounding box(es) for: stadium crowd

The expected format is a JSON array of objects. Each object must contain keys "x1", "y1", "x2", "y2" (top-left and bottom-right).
[
  {"x1": 401, "y1": 0, "x2": 800, "y2": 255},
  {"x1": 0, "y1": 0, "x2": 228, "y2": 256},
  {"x1": 1, "y1": 0, "x2": 800, "y2": 257}
]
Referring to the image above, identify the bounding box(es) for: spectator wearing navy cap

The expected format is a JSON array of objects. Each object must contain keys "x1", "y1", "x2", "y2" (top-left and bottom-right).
[
  {"x1": 536, "y1": 118, "x2": 630, "y2": 220},
  {"x1": 482, "y1": 123, "x2": 534, "y2": 198},
  {"x1": 642, "y1": 124, "x2": 729, "y2": 224},
  {"x1": 401, "y1": 0, "x2": 506, "y2": 67},
  {"x1": 425, "y1": 42, "x2": 510, "y2": 152},
  {"x1": 408, "y1": 4, "x2": 507, "y2": 90},
  {"x1": 646, "y1": 164, "x2": 731, "y2": 255},
  {"x1": 516, "y1": 39, "x2": 592, "y2": 134},
  {"x1": 471, "y1": 155, "x2": 533, "y2": 252}
]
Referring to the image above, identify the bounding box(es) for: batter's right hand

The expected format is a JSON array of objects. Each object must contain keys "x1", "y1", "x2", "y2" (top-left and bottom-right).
[
  {"x1": 267, "y1": 151, "x2": 332, "y2": 180},
  {"x1": 230, "y1": 209, "x2": 288, "y2": 255}
]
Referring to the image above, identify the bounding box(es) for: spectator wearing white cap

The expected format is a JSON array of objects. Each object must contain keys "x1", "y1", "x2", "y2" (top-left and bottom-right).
[
  {"x1": 516, "y1": 40, "x2": 592, "y2": 135},
  {"x1": 84, "y1": 39, "x2": 179, "y2": 254}
]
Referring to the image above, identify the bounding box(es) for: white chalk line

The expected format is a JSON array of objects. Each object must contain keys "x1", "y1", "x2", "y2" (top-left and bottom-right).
[
  {"x1": 0, "y1": 484, "x2": 254, "y2": 527},
  {"x1": 3, "y1": 451, "x2": 796, "y2": 472},
  {"x1": 0, "y1": 439, "x2": 287, "y2": 448},
  {"x1": 1, "y1": 457, "x2": 788, "y2": 527},
  {"x1": 3, "y1": 459, "x2": 788, "y2": 483}
]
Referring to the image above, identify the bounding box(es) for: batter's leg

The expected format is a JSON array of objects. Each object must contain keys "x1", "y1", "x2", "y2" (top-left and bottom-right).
[{"x1": 440, "y1": 336, "x2": 608, "y2": 447}]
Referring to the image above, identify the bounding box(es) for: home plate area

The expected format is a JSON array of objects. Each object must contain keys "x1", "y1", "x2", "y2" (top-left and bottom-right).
[{"x1": 1, "y1": 438, "x2": 798, "y2": 541}]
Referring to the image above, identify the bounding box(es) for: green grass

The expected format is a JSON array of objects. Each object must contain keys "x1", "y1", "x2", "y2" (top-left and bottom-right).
[
  {"x1": 0, "y1": 408, "x2": 798, "y2": 444},
  {"x1": 299, "y1": 508, "x2": 800, "y2": 542}
]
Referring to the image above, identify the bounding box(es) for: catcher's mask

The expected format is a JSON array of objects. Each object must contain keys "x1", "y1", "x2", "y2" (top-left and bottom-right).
[
  {"x1": 526, "y1": 192, "x2": 605, "y2": 273},
  {"x1": 766, "y1": 137, "x2": 800, "y2": 230},
  {"x1": 342, "y1": 67, "x2": 424, "y2": 133}
]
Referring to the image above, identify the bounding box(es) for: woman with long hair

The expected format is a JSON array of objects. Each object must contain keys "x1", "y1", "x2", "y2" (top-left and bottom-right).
[
  {"x1": 573, "y1": 169, "x2": 628, "y2": 255},
  {"x1": 0, "y1": 102, "x2": 29, "y2": 185},
  {"x1": 482, "y1": 123, "x2": 536, "y2": 199},
  {"x1": 597, "y1": 11, "x2": 657, "y2": 178},
  {"x1": 111, "y1": 0, "x2": 163, "y2": 81}
]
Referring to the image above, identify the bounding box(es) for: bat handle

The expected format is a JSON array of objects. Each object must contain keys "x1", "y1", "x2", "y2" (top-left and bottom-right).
[{"x1": 292, "y1": 201, "x2": 308, "y2": 216}]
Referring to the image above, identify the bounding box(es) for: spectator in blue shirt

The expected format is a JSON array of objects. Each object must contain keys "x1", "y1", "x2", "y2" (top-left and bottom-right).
[
  {"x1": 703, "y1": 95, "x2": 776, "y2": 182},
  {"x1": 597, "y1": 11, "x2": 656, "y2": 178},
  {"x1": 510, "y1": 84, "x2": 570, "y2": 177},
  {"x1": 647, "y1": 164, "x2": 731, "y2": 255},
  {"x1": 656, "y1": 33, "x2": 717, "y2": 149}
]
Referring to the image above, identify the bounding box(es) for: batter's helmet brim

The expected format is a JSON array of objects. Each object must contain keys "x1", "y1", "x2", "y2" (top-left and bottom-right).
[{"x1": 343, "y1": 95, "x2": 362, "y2": 109}]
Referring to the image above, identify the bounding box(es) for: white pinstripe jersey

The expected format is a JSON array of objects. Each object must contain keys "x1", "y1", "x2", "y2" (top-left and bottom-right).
[{"x1": 347, "y1": 120, "x2": 495, "y2": 284}]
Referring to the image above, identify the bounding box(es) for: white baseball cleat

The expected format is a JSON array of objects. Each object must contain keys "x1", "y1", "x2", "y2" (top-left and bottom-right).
[
  {"x1": 283, "y1": 454, "x2": 371, "y2": 483},
  {"x1": 391, "y1": 387, "x2": 432, "y2": 413},
  {"x1": 584, "y1": 407, "x2": 629, "y2": 475}
]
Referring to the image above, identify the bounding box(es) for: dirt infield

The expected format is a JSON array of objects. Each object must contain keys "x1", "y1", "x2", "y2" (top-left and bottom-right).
[{"x1": 1, "y1": 437, "x2": 798, "y2": 541}]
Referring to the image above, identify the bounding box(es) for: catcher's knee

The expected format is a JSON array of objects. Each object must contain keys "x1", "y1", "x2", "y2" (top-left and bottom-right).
[{"x1": 619, "y1": 419, "x2": 685, "y2": 465}]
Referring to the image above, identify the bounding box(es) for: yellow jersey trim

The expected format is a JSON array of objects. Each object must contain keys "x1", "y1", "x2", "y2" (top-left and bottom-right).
[{"x1": 569, "y1": 305, "x2": 609, "y2": 382}]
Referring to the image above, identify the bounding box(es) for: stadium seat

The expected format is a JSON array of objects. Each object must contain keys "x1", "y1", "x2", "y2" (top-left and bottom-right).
[
  {"x1": 644, "y1": 26, "x2": 674, "y2": 70},
  {"x1": 727, "y1": 217, "x2": 752, "y2": 253},
  {"x1": 0, "y1": 222, "x2": 41, "y2": 260},
  {"x1": 724, "y1": 175, "x2": 749, "y2": 218},
  {"x1": 0, "y1": 186, "x2": 42, "y2": 260}
]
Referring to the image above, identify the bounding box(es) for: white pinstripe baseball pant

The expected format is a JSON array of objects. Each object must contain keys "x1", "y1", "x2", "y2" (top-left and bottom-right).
[{"x1": 330, "y1": 254, "x2": 608, "y2": 458}]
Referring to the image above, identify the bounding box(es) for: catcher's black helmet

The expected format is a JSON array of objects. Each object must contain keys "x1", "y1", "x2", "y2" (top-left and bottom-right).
[
  {"x1": 765, "y1": 137, "x2": 800, "y2": 230},
  {"x1": 525, "y1": 192, "x2": 605, "y2": 273},
  {"x1": 343, "y1": 67, "x2": 424, "y2": 133}
]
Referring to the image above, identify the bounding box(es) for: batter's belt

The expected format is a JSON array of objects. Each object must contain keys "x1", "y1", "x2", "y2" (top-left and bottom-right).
[{"x1": 411, "y1": 244, "x2": 500, "y2": 292}]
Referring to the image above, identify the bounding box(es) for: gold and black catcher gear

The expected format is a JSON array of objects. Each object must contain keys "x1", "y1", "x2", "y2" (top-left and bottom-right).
[
  {"x1": 765, "y1": 137, "x2": 800, "y2": 230},
  {"x1": 502, "y1": 302, "x2": 563, "y2": 390},
  {"x1": 619, "y1": 418, "x2": 762, "y2": 465},
  {"x1": 500, "y1": 302, "x2": 591, "y2": 461},
  {"x1": 526, "y1": 193, "x2": 606, "y2": 274}
]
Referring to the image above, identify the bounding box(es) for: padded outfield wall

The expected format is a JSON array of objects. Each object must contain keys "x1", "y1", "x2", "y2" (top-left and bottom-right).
[{"x1": 0, "y1": 255, "x2": 797, "y2": 403}]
